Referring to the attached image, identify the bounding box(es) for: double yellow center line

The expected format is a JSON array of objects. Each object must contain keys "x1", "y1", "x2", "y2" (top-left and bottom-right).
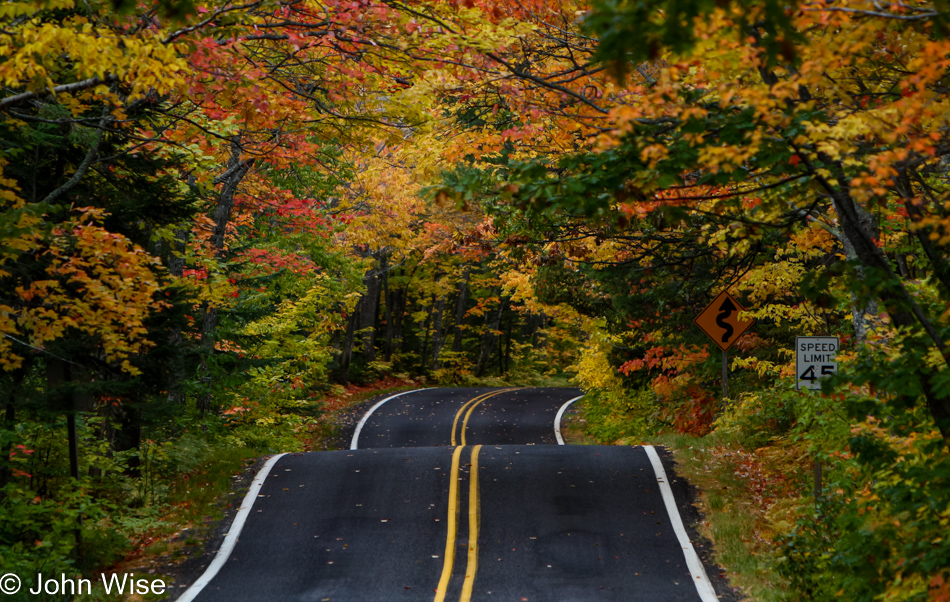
[
  {"x1": 435, "y1": 389, "x2": 516, "y2": 602},
  {"x1": 433, "y1": 444, "x2": 482, "y2": 602},
  {"x1": 450, "y1": 388, "x2": 517, "y2": 447}
]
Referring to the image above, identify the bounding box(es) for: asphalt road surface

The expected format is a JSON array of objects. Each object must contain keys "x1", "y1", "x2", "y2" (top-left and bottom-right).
[
  {"x1": 353, "y1": 387, "x2": 582, "y2": 448},
  {"x1": 182, "y1": 387, "x2": 723, "y2": 602}
]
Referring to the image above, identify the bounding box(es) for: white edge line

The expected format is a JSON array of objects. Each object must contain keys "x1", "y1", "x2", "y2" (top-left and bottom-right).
[
  {"x1": 349, "y1": 388, "x2": 431, "y2": 450},
  {"x1": 176, "y1": 452, "x2": 289, "y2": 602},
  {"x1": 554, "y1": 395, "x2": 585, "y2": 445},
  {"x1": 644, "y1": 445, "x2": 719, "y2": 602}
]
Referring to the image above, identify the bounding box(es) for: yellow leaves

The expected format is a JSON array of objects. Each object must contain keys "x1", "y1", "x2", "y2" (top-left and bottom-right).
[
  {"x1": 789, "y1": 221, "x2": 836, "y2": 259},
  {"x1": 639, "y1": 143, "x2": 668, "y2": 167},
  {"x1": 0, "y1": 188, "x2": 22, "y2": 208},
  {"x1": 697, "y1": 143, "x2": 755, "y2": 174},
  {"x1": 334, "y1": 144, "x2": 428, "y2": 254},
  {"x1": 570, "y1": 318, "x2": 623, "y2": 392},
  {"x1": 730, "y1": 356, "x2": 781, "y2": 378},
  {"x1": 4, "y1": 208, "x2": 165, "y2": 373},
  {"x1": 800, "y1": 121, "x2": 842, "y2": 161},
  {"x1": 0, "y1": 162, "x2": 40, "y2": 271},
  {"x1": 0, "y1": 13, "x2": 188, "y2": 111},
  {"x1": 499, "y1": 269, "x2": 534, "y2": 305},
  {"x1": 732, "y1": 221, "x2": 836, "y2": 333}
]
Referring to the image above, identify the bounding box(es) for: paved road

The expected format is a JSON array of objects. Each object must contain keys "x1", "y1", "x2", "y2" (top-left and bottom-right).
[
  {"x1": 353, "y1": 387, "x2": 582, "y2": 448},
  {"x1": 183, "y1": 388, "x2": 722, "y2": 602}
]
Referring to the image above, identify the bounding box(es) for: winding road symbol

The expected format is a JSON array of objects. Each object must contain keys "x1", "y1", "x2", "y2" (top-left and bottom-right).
[
  {"x1": 694, "y1": 290, "x2": 754, "y2": 351},
  {"x1": 715, "y1": 297, "x2": 737, "y2": 343}
]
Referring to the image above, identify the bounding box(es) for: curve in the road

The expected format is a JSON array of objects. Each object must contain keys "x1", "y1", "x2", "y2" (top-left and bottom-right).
[
  {"x1": 453, "y1": 388, "x2": 518, "y2": 446},
  {"x1": 554, "y1": 394, "x2": 585, "y2": 445},
  {"x1": 354, "y1": 387, "x2": 583, "y2": 448},
  {"x1": 177, "y1": 388, "x2": 724, "y2": 602},
  {"x1": 350, "y1": 387, "x2": 431, "y2": 450}
]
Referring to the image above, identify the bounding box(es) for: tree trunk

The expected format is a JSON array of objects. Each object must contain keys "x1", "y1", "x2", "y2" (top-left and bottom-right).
[
  {"x1": 476, "y1": 291, "x2": 508, "y2": 377},
  {"x1": 452, "y1": 266, "x2": 471, "y2": 354},
  {"x1": 166, "y1": 228, "x2": 190, "y2": 407},
  {"x1": 360, "y1": 252, "x2": 384, "y2": 364},
  {"x1": 825, "y1": 167, "x2": 950, "y2": 441},
  {"x1": 827, "y1": 200, "x2": 879, "y2": 343},
  {"x1": 419, "y1": 299, "x2": 432, "y2": 372},
  {"x1": 0, "y1": 364, "x2": 28, "y2": 496},
  {"x1": 503, "y1": 312, "x2": 514, "y2": 374},
  {"x1": 196, "y1": 137, "x2": 254, "y2": 413},
  {"x1": 523, "y1": 313, "x2": 543, "y2": 346},
  {"x1": 339, "y1": 302, "x2": 360, "y2": 386},
  {"x1": 394, "y1": 264, "x2": 420, "y2": 356},
  {"x1": 430, "y1": 294, "x2": 446, "y2": 370},
  {"x1": 388, "y1": 286, "x2": 402, "y2": 359},
  {"x1": 383, "y1": 260, "x2": 394, "y2": 361}
]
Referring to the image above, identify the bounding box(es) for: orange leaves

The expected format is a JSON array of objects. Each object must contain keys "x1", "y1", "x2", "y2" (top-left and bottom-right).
[
  {"x1": 1, "y1": 209, "x2": 165, "y2": 373},
  {"x1": 617, "y1": 342, "x2": 713, "y2": 433},
  {"x1": 932, "y1": 572, "x2": 950, "y2": 602},
  {"x1": 618, "y1": 343, "x2": 710, "y2": 377}
]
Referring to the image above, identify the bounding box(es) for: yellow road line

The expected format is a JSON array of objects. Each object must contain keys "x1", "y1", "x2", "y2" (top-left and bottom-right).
[
  {"x1": 450, "y1": 391, "x2": 498, "y2": 446},
  {"x1": 453, "y1": 389, "x2": 515, "y2": 446},
  {"x1": 460, "y1": 390, "x2": 508, "y2": 446},
  {"x1": 434, "y1": 445, "x2": 465, "y2": 602},
  {"x1": 437, "y1": 389, "x2": 521, "y2": 601},
  {"x1": 460, "y1": 445, "x2": 482, "y2": 602}
]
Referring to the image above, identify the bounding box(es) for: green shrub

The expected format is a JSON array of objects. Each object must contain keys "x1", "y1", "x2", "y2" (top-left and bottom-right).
[
  {"x1": 579, "y1": 387, "x2": 656, "y2": 444},
  {"x1": 778, "y1": 427, "x2": 950, "y2": 601}
]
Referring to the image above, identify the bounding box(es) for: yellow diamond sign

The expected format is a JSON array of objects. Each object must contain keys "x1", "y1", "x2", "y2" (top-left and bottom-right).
[{"x1": 694, "y1": 291, "x2": 754, "y2": 351}]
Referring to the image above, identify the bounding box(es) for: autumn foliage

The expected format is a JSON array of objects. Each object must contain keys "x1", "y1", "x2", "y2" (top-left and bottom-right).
[{"x1": 2, "y1": 0, "x2": 950, "y2": 599}]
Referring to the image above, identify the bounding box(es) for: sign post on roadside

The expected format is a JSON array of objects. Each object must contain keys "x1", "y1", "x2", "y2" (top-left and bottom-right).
[
  {"x1": 795, "y1": 336, "x2": 839, "y2": 391},
  {"x1": 694, "y1": 291, "x2": 755, "y2": 399},
  {"x1": 795, "y1": 335, "x2": 839, "y2": 506}
]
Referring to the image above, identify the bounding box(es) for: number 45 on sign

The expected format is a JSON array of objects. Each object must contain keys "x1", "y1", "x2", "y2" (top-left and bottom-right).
[{"x1": 796, "y1": 336, "x2": 839, "y2": 391}]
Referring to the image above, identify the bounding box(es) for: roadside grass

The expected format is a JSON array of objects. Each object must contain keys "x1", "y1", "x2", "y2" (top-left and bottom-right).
[
  {"x1": 302, "y1": 376, "x2": 423, "y2": 450},
  {"x1": 111, "y1": 377, "x2": 421, "y2": 594},
  {"x1": 561, "y1": 409, "x2": 600, "y2": 445},
  {"x1": 498, "y1": 372, "x2": 577, "y2": 388},
  {"x1": 105, "y1": 446, "x2": 262, "y2": 592},
  {"x1": 651, "y1": 431, "x2": 797, "y2": 602},
  {"x1": 164, "y1": 446, "x2": 261, "y2": 533}
]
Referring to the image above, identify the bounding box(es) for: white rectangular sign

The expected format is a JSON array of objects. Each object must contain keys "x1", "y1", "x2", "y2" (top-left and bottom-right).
[{"x1": 796, "y1": 336, "x2": 839, "y2": 391}]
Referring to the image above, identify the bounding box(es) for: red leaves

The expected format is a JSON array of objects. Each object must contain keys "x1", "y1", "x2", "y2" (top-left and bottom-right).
[
  {"x1": 931, "y1": 573, "x2": 950, "y2": 602},
  {"x1": 9, "y1": 444, "x2": 33, "y2": 459},
  {"x1": 9, "y1": 444, "x2": 33, "y2": 478},
  {"x1": 617, "y1": 344, "x2": 709, "y2": 376},
  {"x1": 238, "y1": 248, "x2": 318, "y2": 277}
]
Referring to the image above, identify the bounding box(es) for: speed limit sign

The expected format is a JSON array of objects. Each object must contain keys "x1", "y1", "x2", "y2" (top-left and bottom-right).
[{"x1": 796, "y1": 336, "x2": 839, "y2": 390}]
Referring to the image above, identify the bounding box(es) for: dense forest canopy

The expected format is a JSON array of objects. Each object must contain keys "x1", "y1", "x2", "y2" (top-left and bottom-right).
[{"x1": 2, "y1": 0, "x2": 950, "y2": 599}]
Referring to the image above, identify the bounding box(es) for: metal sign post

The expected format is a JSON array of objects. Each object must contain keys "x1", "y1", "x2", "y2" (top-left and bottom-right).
[
  {"x1": 795, "y1": 335, "x2": 839, "y2": 507},
  {"x1": 722, "y1": 350, "x2": 728, "y2": 399}
]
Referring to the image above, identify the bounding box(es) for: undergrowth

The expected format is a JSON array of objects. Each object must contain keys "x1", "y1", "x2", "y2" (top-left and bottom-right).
[{"x1": 577, "y1": 380, "x2": 950, "y2": 602}]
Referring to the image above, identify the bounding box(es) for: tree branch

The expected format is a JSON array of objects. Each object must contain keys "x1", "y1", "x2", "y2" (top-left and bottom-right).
[
  {"x1": 40, "y1": 105, "x2": 111, "y2": 205},
  {"x1": 0, "y1": 75, "x2": 119, "y2": 110}
]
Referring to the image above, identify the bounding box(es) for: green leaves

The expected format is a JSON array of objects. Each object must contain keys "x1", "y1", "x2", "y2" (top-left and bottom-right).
[{"x1": 584, "y1": 0, "x2": 800, "y2": 81}]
